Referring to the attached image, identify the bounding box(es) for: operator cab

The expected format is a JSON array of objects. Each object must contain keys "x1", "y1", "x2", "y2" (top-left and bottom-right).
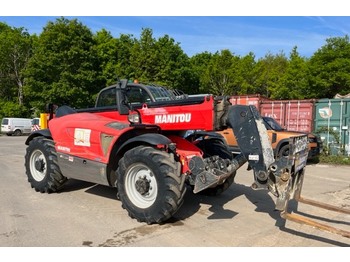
[{"x1": 95, "y1": 80, "x2": 206, "y2": 111}]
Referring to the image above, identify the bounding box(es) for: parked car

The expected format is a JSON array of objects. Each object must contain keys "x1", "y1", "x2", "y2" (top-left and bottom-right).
[
  {"x1": 1, "y1": 117, "x2": 33, "y2": 136},
  {"x1": 217, "y1": 116, "x2": 322, "y2": 160}
]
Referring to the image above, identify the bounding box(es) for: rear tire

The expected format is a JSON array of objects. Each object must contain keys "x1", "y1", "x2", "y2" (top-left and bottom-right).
[
  {"x1": 116, "y1": 146, "x2": 186, "y2": 224},
  {"x1": 25, "y1": 137, "x2": 67, "y2": 193},
  {"x1": 195, "y1": 138, "x2": 236, "y2": 196}
]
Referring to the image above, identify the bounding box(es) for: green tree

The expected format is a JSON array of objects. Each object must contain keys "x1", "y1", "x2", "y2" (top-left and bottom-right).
[
  {"x1": 115, "y1": 33, "x2": 136, "y2": 80},
  {"x1": 202, "y1": 49, "x2": 239, "y2": 96},
  {"x1": 170, "y1": 65, "x2": 199, "y2": 95},
  {"x1": 128, "y1": 28, "x2": 193, "y2": 91},
  {"x1": 0, "y1": 22, "x2": 33, "y2": 106},
  {"x1": 189, "y1": 52, "x2": 213, "y2": 94},
  {"x1": 277, "y1": 46, "x2": 311, "y2": 99},
  {"x1": 255, "y1": 51, "x2": 288, "y2": 98},
  {"x1": 129, "y1": 28, "x2": 158, "y2": 82},
  {"x1": 93, "y1": 29, "x2": 119, "y2": 86},
  {"x1": 94, "y1": 30, "x2": 137, "y2": 86},
  {"x1": 24, "y1": 17, "x2": 102, "y2": 112},
  {"x1": 153, "y1": 34, "x2": 190, "y2": 88},
  {"x1": 233, "y1": 52, "x2": 258, "y2": 95},
  {"x1": 0, "y1": 101, "x2": 28, "y2": 119},
  {"x1": 309, "y1": 35, "x2": 350, "y2": 98}
]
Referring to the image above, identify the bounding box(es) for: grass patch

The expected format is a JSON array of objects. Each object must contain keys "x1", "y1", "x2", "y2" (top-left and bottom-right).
[{"x1": 318, "y1": 154, "x2": 350, "y2": 165}]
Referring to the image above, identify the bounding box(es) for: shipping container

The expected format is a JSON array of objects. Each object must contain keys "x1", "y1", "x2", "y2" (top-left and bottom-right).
[
  {"x1": 314, "y1": 98, "x2": 350, "y2": 156},
  {"x1": 260, "y1": 100, "x2": 316, "y2": 133},
  {"x1": 260, "y1": 101, "x2": 285, "y2": 127},
  {"x1": 229, "y1": 94, "x2": 269, "y2": 111}
]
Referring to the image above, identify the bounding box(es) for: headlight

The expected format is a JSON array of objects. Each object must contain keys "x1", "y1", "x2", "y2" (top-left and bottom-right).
[{"x1": 128, "y1": 113, "x2": 141, "y2": 124}]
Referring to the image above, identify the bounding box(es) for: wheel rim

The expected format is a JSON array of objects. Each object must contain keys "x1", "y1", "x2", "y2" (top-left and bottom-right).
[
  {"x1": 29, "y1": 149, "x2": 47, "y2": 181},
  {"x1": 124, "y1": 163, "x2": 158, "y2": 208}
]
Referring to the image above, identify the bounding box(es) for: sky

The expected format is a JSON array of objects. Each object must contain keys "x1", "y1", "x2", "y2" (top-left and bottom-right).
[{"x1": 1, "y1": 1, "x2": 350, "y2": 59}]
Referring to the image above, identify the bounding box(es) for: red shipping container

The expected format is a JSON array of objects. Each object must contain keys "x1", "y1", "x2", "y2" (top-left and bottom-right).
[
  {"x1": 260, "y1": 101, "x2": 285, "y2": 125},
  {"x1": 229, "y1": 94, "x2": 270, "y2": 111},
  {"x1": 260, "y1": 100, "x2": 316, "y2": 133}
]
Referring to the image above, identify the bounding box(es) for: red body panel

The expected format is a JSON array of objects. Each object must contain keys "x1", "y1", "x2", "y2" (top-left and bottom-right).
[
  {"x1": 49, "y1": 113, "x2": 132, "y2": 163},
  {"x1": 138, "y1": 100, "x2": 215, "y2": 131},
  {"x1": 167, "y1": 135, "x2": 203, "y2": 173},
  {"x1": 94, "y1": 111, "x2": 129, "y2": 122}
]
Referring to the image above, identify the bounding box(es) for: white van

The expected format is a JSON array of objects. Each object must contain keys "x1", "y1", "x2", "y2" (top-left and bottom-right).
[{"x1": 1, "y1": 118, "x2": 33, "y2": 136}]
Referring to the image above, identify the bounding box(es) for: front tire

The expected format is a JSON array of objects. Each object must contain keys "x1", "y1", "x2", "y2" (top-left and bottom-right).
[
  {"x1": 25, "y1": 137, "x2": 67, "y2": 193},
  {"x1": 277, "y1": 144, "x2": 290, "y2": 159},
  {"x1": 116, "y1": 146, "x2": 186, "y2": 224}
]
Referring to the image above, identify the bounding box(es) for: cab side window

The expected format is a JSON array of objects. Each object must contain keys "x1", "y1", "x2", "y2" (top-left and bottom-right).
[
  {"x1": 126, "y1": 87, "x2": 151, "y2": 104},
  {"x1": 96, "y1": 88, "x2": 116, "y2": 107}
]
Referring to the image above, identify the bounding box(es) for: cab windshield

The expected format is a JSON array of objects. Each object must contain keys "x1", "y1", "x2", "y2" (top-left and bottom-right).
[{"x1": 263, "y1": 117, "x2": 285, "y2": 131}]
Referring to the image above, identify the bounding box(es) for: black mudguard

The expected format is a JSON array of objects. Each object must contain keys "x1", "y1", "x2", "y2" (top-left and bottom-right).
[
  {"x1": 25, "y1": 129, "x2": 52, "y2": 145},
  {"x1": 116, "y1": 133, "x2": 173, "y2": 156}
]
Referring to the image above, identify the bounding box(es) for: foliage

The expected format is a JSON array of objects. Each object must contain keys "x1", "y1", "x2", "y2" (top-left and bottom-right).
[
  {"x1": 318, "y1": 154, "x2": 350, "y2": 165},
  {"x1": 0, "y1": 101, "x2": 30, "y2": 120},
  {"x1": 115, "y1": 34, "x2": 137, "y2": 81},
  {"x1": 277, "y1": 46, "x2": 311, "y2": 99},
  {"x1": 129, "y1": 28, "x2": 191, "y2": 90},
  {"x1": 188, "y1": 52, "x2": 212, "y2": 94},
  {"x1": 93, "y1": 29, "x2": 119, "y2": 86},
  {"x1": 23, "y1": 17, "x2": 103, "y2": 113},
  {"x1": 0, "y1": 22, "x2": 33, "y2": 106},
  {"x1": 234, "y1": 52, "x2": 258, "y2": 95},
  {"x1": 314, "y1": 126, "x2": 340, "y2": 144},
  {"x1": 255, "y1": 51, "x2": 288, "y2": 99},
  {"x1": 309, "y1": 36, "x2": 350, "y2": 99},
  {"x1": 201, "y1": 49, "x2": 239, "y2": 96}
]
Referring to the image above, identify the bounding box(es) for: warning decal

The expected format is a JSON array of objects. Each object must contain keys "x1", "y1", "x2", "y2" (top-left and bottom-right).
[{"x1": 74, "y1": 128, "x2": 91, "y2": 146}]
